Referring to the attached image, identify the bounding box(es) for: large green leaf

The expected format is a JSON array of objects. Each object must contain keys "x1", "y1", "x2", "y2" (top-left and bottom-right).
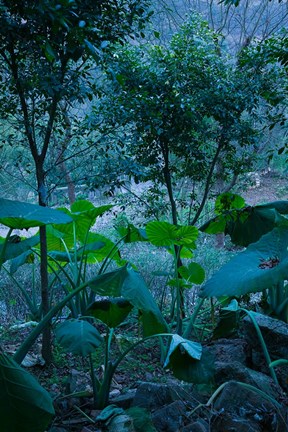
[
  {"x1": 164, "y1": 335, "x2": 202, "y2": 366},
  {"x1": 0, "y1": 235, "x2": 39, "y2": 264},
  {"x1": 0, "y1": 198, "x2": 72, "y2": 229},
  {"x1": 116, "y1": 223, "x2": 148, "y2": 243},
  {"x1": 89, "y1": 266, "x2": 168, "y2": 336},
  {"x1": 121, "y1": 268, "x2": 168, "y2": 336},
  {"x1": 201, "y1": 227, "x2": 288, "y2": 298},
  {"x1": 54, "y1": 201, "x2": 112, "y2": 243},
  {"x1": 0, "y1": 353, "x2": 54, "y2": 432},
  {"x1": 10, "y1": 250, "x2": 35, "y2": 274},
  {"x1": 259, "y1": 201, "x2": 288, "y2": 214},
  {"x1": 48, "y1": 241, "x2": 105, "y2": 263},
  {"x1": 55, "y1": 319, "x2": 103, "y2": 356},
  {"x1": 146, "y1": 221, "x2": 198, "y2": 247},
  {"x1": 84, "y1": 233, "x2": 122, "y2": 264},
  {"x1": 201, "y1": 198, "x2": 288, "y2": 247},
  {"x1": 178, "y1": 262, "x2": 205, "y2": 285},
  {"x1": 215, "y1": 192, "x2": 246, "y2": 214},
  {"x1": 163, "y1": 335, "x2": 214, "y2": 384},
  {"x1": 46, "y1": 225, "x2": 74, "y2": 253},
  {"x1": 87, "y1": 298, "x2": 133, "y2": 328},
  {"x1": 213, "y1": 299, "x2": 241, "y2": 339},
  {"x1": 89, "y1": 266, "x2": 128, "y2": 296}
]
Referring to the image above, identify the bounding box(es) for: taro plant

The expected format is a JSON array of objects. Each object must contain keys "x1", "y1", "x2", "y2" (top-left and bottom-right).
[
  {"x1": 200, "y1": 193, "x2": 288, "y2": 323},
  {"x1": 199, "y1": 193, "x2": 288, "y2": 384},
  {"x1": 0, "y1": 350, "x2": 55, "y2": 432},
  {"x1": 117, "y1": 221, "x2": 206, "y2": 336},
  {"x1": 0, "y1": 198, "x2": 73, "y2": 432},
  {"x1": 45, "y1": 200, "x2": 124, "y2": 317},
  {"x1": 54, "y1": 265, "x2": 214, "y2": 409}
]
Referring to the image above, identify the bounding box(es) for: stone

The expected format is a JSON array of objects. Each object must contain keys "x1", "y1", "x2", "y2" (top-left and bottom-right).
[
  {"x1": 207, "y1": 338, "x2": 249, "y2": 366},
  {"x1": 214, "y1": 361, "x2": 283, "y2": 399},
  {"x1": 66, "y1": 369, "x2": 92, "y2": 394},
  {"x1": 181, "y1": 419, "x2": 209, "y2": 432},
  {"x1": 132, "y1": 382, "x2": 201, "y2": 411},
  {"x1": 211, "y1": 413, "x2": 262, "y2": 432},
  {"x1": 242, "y1": 313, "x2": 288, "y2": 359},
  {"x1": 213, "y1": 380, "x2": 288, "y2": 432},
  {"x1": 111, "y1": 389, "x2": 137, "y2": 409},
  {"x1": 107, "y1": 414, "x2": 135, "y2": 432},
  {"x1": 152, "y1": 400, "x2": 186, "y2": 432}
]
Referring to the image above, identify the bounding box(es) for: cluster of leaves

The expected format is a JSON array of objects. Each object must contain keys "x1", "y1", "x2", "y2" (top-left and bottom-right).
[
  {"x1": 201, "y1": 193, "x2": 288, "y2": 323},
  {"x1": 90, "y1": 12, "x2": 284, "y2": 225}
]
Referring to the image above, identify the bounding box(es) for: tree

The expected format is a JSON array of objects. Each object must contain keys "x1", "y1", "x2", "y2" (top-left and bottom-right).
[
  {"x1": 0, "y1": 0, "x2": 152, "y2": 362},
  {"x1": 93, "y1": 13, "x2": 281, "y2": 227},
  {"x1": 150, "y1": 0, "x2": 288, "y2": 54}
]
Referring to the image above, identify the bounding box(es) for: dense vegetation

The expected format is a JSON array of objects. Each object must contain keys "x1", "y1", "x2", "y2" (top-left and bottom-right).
[{"x1": 0, "y1": 0, "x2": 287, "y2": 431}]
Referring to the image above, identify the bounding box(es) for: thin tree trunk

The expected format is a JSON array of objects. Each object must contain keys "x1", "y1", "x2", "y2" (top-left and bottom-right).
[
  {"x1": 161, "y1": 141, "x2": 185, "y2": 333},
  {"x1": 36, "y1": 166, "x2": 52, "y2": 364}
]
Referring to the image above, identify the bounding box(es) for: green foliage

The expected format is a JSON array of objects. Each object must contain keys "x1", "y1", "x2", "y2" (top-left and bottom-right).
[
  {"x1": 201, "y1": 195, "x2": 288, "y2": 247},
  {"x1": 93, "y1": 12, "x2": 279, "y2": 225},
  {"x1": 164, "y1": 335, "x2": 214, "y2": 384},
  {"x1": 55, "y1": 319, "x2": 103, "y2": 356},
  {"x1": 0, "y1": 235, "x2": 39, "y2": 265},
  {"x1": 0, "y1": 198, "x2": 72, "y2": 229},
  {"x1": 146, "y1": 221, "x2": 198, "y2": 248},
  {"x1": 201, "y1": 194, "x2": 288, "y2": 322},
  {"x1": 213, "y1": 299, "x2": 241, "y2": 339},
  {"x1": 89, "y1": 266, "x2": 168, "y2": 336},
  {"x1": 178, "y1": 262, "x2": 205, "y2": 285},
  {"x1": 87, "y1": 298, "x2": 133, "y2": 329},
  {"x1": 0, "y1": 353, "x2": 54, "y2": 432},
  {"x1": 202, "y1": 226, "x2": 288, "y2": 298}
]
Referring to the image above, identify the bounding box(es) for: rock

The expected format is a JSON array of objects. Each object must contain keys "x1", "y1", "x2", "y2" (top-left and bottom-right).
[
  {"x1": 132, "y1": 382, "x2": 201, "y2": 411},
  {"x1": 66, "y1": 369, "x2": 92, "y2": 394},
  {"x1": 207, "y1": 338, "x2": 250, "y2": 366},
  {"x1": 152, "y1": 400, "x2": 186, "y2": 432},
  {"x1": 111, "y1": 389, "x2": 137, "y2": 409},
  {"x1": 107, "y1": 414, "x2": 134, "y2": 432},
  {"x1": 214, "y1": 361, "x2": 283, "y2": 399},
  {"x1": 242, "y1": 313, "x2": 288, "y2": 359},
  {"x1": 181, "y1": 419, "x2": 209, "y2": 431},
  {"x1": 211, "y1": 413, "x2": 262, "y2": 432},
  {"x1": 212, "y1": 381, "x2": 288, "y2": 432},
  {"x1": 109, "y1": 389, "x2": 121, "y2": 398}
]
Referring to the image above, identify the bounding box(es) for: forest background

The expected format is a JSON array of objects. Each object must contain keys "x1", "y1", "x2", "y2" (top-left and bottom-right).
[{"x1": 0, "y1": 0, "x2": 287, "y2": 430}]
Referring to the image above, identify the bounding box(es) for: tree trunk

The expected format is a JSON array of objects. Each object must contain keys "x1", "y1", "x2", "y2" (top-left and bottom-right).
[
  {"x1": 161, "y1": 141, "x2": 185, "y2": 334},
  {"x1": 36, "y1": 165, "x2": 52, "y2": 364}
]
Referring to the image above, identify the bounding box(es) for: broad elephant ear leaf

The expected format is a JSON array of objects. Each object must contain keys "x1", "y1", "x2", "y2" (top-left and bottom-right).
[
  {"x1": 121, "y1": 268, "x2": 168, "y2": 336},
  {"x1": 213, "y1": 299, "x2": 241, "y2": 339},
  {"x1": 0, "y1": 235, "x2": 39, "y2": 264},
  {"x1": 10, "y1": 249, "x2": 35, "y2": 274},
  {"x1": 116, "y1": 223, "x2": 148, "y2": 243},
  {"x1": 55, "y1": 319, "x2": 103, "y2": 356},
  {"x1": 0, "y1": 353, "x2": 54, "y2": 432},
  {"x1": 201, "y1": 198, "x2": 288, "y2": 247},
  {"x1": 0, "y1": 198, "x2": 72, "y2": 229},
  {"x1": 87, "y1": 298, "x2": 133, "y2": 328},
  {"x1": 164, "y1": 335, "x2": 214, "y2": 384},
  {"x1": 178, "y1": 262, "x2": 205, "y2": 285},
  {"x1": 201, "y1": 227, "x2": 288, "y2": 299},
  {"x1": 89, "y1": 266, "x2": 168, "y2": 336},
  {"x1": 53, "y1": 201, "x2": 113, "y2": 243},
  {"x1": 146, "y1": 221, "x2": 198, "y2": 247}
]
